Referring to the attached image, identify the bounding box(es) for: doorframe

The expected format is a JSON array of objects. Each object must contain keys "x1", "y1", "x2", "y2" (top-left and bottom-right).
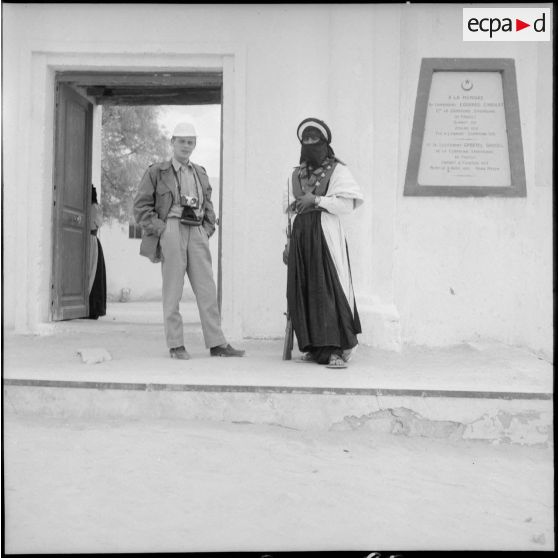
[
  {"x1": 16, "y1": 45, "x2": 246, "y2": 340},
  {"x1": 51, "y1": 71, "x2": 225, "y2": 320}
]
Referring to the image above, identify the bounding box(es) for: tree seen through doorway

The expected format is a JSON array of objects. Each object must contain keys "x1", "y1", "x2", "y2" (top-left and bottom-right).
[{"x1": 101, "y1": 106, "x2": 169, "y2": 223}]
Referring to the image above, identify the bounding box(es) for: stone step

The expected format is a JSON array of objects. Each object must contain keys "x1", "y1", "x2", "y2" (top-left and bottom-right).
[{"x1": 4, "y1": 379, "x2": 552, "y2": 446}]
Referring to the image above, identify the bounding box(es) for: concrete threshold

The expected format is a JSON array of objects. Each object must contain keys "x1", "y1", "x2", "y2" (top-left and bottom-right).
[{"x1": 3, "y1": 306, "x2": 553, "y2": 446}]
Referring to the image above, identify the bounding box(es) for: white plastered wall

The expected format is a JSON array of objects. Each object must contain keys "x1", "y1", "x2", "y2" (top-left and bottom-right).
[
  {"x1": 395, "y1": 4, "x2": 553, "y2": 359},
  {"x1": 326, "y1": 5, "x2": 404, "y2": 351}
]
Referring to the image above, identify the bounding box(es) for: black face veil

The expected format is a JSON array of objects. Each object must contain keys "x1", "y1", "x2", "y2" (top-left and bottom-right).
[
  {"x1": 298, "y1": 122, "x2": 335, "y2": 167},
  {"x1": 300, "y1": 141, "x2": 329, "y2": 167}
]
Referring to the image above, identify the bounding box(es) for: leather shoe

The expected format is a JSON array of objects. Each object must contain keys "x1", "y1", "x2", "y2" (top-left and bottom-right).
[
  {"x1": 210, "y1": 344, "x2": 245, "y2": 357},
  {"x1": 169, "y1": 346, "x2": 190, "y2": 360}
]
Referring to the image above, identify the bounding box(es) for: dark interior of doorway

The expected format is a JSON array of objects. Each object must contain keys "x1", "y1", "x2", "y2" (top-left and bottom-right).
[
  {"x1": 52, "y1": 71, "x2": 224, "y2": 321},
  {"x1": 57, "y1": 71, "x2": 222, "y2": 105}
]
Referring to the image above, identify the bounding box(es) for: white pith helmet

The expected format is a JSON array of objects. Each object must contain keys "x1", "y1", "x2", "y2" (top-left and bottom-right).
[{"x1": 172, "y1": 121, "x2": 197, "y2": 137}]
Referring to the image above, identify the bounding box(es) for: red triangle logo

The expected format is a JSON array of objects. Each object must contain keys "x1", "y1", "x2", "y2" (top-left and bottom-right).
[{"x1": 516, "y1": 19, "x2": 530, "y2": 31}]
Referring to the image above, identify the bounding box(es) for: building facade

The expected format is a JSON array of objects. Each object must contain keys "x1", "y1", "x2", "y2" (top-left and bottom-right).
[{"x1": 2, "y1": 4, "x2": 553, "y2": 359}]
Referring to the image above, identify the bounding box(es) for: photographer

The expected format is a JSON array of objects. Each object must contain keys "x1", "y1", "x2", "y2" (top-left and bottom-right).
[{"x1": 133, "y1": 122, "x2": 245, "y2": 360}]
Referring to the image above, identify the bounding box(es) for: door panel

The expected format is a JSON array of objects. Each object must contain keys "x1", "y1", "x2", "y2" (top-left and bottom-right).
[
  {"x1": 52, "y1": 83, "x2": 93, "y2": 320},
  {"x1": 217, "y1": 96, "x2": 223, "y2": 313}
]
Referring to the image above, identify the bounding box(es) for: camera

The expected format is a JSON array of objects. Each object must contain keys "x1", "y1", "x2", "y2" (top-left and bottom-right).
[{"x1": 180, "y1": 195, "x2": 198, "y2": 208}]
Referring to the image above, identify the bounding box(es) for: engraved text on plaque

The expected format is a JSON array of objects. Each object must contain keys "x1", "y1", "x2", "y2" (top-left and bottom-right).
[{"x1": 417, "y1": 71, "x2": 511, "y2": 187}]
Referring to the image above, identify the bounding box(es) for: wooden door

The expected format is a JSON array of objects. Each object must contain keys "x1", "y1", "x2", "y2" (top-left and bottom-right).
[
  {"x1": 51, "y1": 83, "x2": 93, "y2": 320},
  {"x1": 217, "y1": 96, "x2": 224, "y2": 312}
]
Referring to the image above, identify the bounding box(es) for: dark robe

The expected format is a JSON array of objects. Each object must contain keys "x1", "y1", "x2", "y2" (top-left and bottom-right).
[
  {"x1": 286, "y1": 163, "x2": 361, "y2": 364},
  {"x1": 89, "y1": 232, "x2": 107, "y2": 319}
]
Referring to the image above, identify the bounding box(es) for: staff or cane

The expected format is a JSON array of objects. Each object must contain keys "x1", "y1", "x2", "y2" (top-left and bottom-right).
[{"x1": 282, "y1": 180, "x2": 294, "y2": 360}]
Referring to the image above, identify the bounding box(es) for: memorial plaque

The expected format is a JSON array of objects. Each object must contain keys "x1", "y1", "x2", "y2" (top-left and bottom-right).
[{"x1": 404, "y1": 59, "x2": 526, "y2": 197}]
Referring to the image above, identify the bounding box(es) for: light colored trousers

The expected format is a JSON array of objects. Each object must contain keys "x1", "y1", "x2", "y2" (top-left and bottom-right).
[{"x1": 160, "y1": 218, "x2": 226, "y2": 349}]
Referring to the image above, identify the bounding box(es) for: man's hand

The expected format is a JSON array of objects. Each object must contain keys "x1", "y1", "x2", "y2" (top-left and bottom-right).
[
  {"x1": 295, "y1": 192, "x2": 316, "y2": 213},
  {"x1": 152, "y1": 218, "x2": 166, "y2": 236}
]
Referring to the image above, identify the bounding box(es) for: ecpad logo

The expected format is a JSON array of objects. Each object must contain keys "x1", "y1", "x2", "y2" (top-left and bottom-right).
[
  {"x1": 463, "y1": 8, "x2": 551, "y2": 41},
  {"x1": 468, "y1": 13, "x2": 545, "y2": 37}
]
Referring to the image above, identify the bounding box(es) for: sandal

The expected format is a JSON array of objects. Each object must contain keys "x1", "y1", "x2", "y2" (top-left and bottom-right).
[
  {"x1": 295, "y1": 352, "x2": 315, "y2": 364},
  {"x1": 326, "y1": 354, "x2": 347, "y2": 369},
  {"x1": 342, "y1": 346, "x2": 357, "y2": 362}
]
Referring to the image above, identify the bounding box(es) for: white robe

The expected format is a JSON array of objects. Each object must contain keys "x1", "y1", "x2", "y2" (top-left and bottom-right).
[{"x1": 283, "y1": 163, "x2": 364, "y2": 312}]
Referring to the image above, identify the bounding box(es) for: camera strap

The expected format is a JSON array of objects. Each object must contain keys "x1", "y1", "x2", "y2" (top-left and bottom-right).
[{"x1": 171, "y1": 165, "x2": 183, "y2": 199}]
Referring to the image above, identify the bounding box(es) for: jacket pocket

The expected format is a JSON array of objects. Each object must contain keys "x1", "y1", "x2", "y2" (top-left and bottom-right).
[{"x1": 154, "y1": 191, "x2": 172, "y2": 219}]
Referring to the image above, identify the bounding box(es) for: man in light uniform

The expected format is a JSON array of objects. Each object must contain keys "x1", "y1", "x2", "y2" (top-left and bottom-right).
[{"x1": 134, "y1": 122, "x2": 245, "y2": 360}]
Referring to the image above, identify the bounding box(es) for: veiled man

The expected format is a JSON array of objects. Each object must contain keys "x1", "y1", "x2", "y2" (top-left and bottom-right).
[{"x1": 283, "y1": 118, "x2": 364, "y2": 368}]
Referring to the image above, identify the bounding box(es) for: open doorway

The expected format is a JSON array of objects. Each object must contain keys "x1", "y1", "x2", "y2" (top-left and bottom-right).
[
  {"x1": 100, "y1": 104, "x2": 221, "y2": 312},
  {"x1": 51, "y1": 72, "x2": 223, "y2": 323}
]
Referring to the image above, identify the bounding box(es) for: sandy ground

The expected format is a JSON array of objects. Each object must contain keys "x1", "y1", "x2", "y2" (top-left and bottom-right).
[{"x1": 3, "y1": 413, "x2": 553, "y2": 553}]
